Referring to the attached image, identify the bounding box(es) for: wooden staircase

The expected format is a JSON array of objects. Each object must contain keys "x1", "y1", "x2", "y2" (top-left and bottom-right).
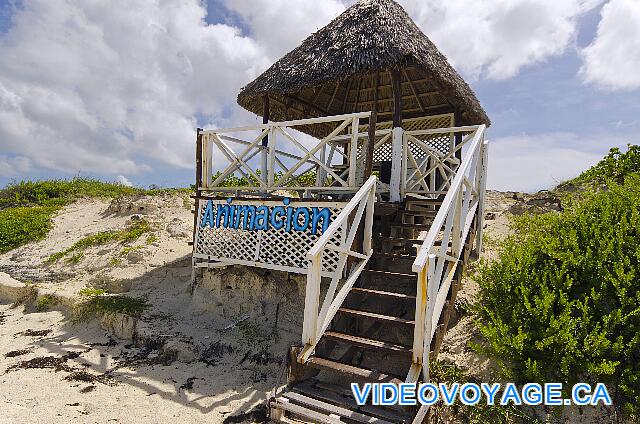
[{"x1": 270, "y1": 199, "x2": 475, "y2": 423}]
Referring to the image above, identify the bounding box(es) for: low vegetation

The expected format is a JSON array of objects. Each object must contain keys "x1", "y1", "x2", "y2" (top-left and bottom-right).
[
  {"x1": 211, "y1": 170, "x2": 317, "y2": 188},
  {"x1": 74, "y1": 288, "x2": 147, "y2": 321},
  {"x1": 0, "y1": 178, "x2": 187, "y2": 254},
  {"x1": 36, "y1": 295, "x2": 59, "y2": 312},
  {"x1": 474, "y1": 145, "x2": 640, "y2": 418},
  {"x1": 574, "y1": 144, "x2": 640, "y2": 185},
  {"x1": 429, "y1": 361, "x2": 539, "y2": 423},
  {"x1": 47, "y1": 219, "x2": 151, "y2": 263},
  {"x1": 0, "y1": 205, "x2": 59, "y2": 254}
]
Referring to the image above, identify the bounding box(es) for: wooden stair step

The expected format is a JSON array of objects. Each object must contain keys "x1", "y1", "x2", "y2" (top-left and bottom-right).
[
  {"x1": 363, "y1": 269, "x2": 415, "y2": 279},
  {"x1": 293, "y1": 381, "x2": 412, "y2": 423},
  {"x1": 377, "y1": 237, "x2": 424, "y2": 245},
  {"x1": 272, "y1": 397, "x2": 343, "y2": 424},
  {"x1": 351, "y1": 287, "x2": 416, "y2": 300},
  {"x1": 372, "y1": 252, "x2": 417, "y2": 260},
  {"x1": 373, "y1": 203, "x2": 399, "y2": 217},
  {"x1": 406, "y1": 199, "x2": 443, "y2": 206},
  {"x1": 280, "y1": 391, "x2": 395, "y2": 424},
  {"x1": 324, "y1": 331, "x2": 412, "y2": 354},
  {"x1": 401, "y1": 210, "x2": 438, "y2": 217},
  {"x1": 307, "y1": 357, "x2": 403, "y2": 385},
  {"x1": 391, "y1": 222, "x2": 433, "y2": 229},
  {"x1": 337, "y1": 308, "x2": 415, "y2": 325}
]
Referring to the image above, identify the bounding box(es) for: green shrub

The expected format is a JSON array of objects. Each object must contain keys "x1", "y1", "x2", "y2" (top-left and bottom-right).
[
  {"x1": 36, "y1": 295, "x2": 59, "y2": 312},
  {"x1": 79, "y1": 288, "x2": 107, "y2": 297},
  {"x1": 0, "y1": 178, "x2": 139, "y2": 208},
  {"x1": 429, "y1": 361, "x2": 539, "y2": 423},
  {"x1": 575, "y1": 144, "x2": 640, "y2": 185},
  {"x1": 474, "y1": 174, "x2": 640, "y2": 416},
  {"x1": 0, "y1": 205, "x2": 60, "y2": 253},
  {"x1": 0, "y1": 178, "x2": 188, "y2": 254}
]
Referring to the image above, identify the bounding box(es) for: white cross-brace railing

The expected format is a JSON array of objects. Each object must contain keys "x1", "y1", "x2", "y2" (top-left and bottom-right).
[
  {"x1": 298, "y1": 176, "x2": 377, "y2": 363},
  {"x1": 402, "y1": 125, "x2": 482, "y2": 199},
  {"x1": 408, "y1": 125, "x2": 488, "y2": 423},
  {"x1": 199, "y1": 112, "x2": 372, "y2": 194}
]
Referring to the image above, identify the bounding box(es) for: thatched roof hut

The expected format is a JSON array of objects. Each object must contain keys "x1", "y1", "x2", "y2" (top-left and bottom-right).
[{"x1": 237, "y1": 0, "x2": 489, "y2": 137}]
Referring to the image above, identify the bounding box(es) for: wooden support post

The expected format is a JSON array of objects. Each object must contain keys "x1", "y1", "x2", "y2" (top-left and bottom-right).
[
  {"x1": 191, "y1": 128, "x2": 203, "y2": 291},
  {"x1": 364, "y1": 72, "x2": 379, "y2": 180},
  {"x1": 454, "y1": 111, "x2": 462, "y2": 161},
  {"x1": 391, "y1": 68, "x2": 403, "y2": 129},
  {"x1": 390, "y1": 68, "x2": 403, "y2": 203},
  {"x1": 390, "y1": 127, "x2": 403, "y2": 203},
  {"x1": 301, "y1": 254, "x2": 321, "y2": 357},
  {"x1": 193, "y1": 127, "x2": 203, "y2": 244},
  {"x1": 475, "y1": 139, "x2": 489, "y2": 256}
]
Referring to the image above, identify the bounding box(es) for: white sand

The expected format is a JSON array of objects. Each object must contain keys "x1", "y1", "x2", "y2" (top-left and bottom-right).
[{"x1": 0, "y1": 193, "x2": 296, "y2": 424}]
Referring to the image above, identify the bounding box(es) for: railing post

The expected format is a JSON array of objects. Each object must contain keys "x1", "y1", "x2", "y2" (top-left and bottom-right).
[
  {"x1": 316, "y1": 143, "x2": 326, "y2": 188},
  {"x1": 390, "y1": 126, "x2": 404, "y2": 202},
  {"x1": 412, "y1": 266, "x2": 428, "y2": 369},
  {"x1": 348, "y1": 117, "x2": 359, "y2": 187},
  {"x1": 268, "y1": 126, "x2": 276, "y2": 187},
  {"x1": 363, "y1": 182, "x2": 375, "y2": 254},
  {"x1": 475, "y1": 138, "x2": 489, "y2": 256},
  {"x1": 422, "y1": 254, "x2": 437, "y2": 383},
  {"x1": 301, "y1": 254, "x2": 321, "y2": 354}
]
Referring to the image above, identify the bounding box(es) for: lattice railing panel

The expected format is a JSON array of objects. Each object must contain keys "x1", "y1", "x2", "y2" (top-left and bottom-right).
[
  {"x1": 360, "y1": 114, "x2": 455, "y2": 162},
  {"x1": 194, "y1": 199, "x2": 346, "y2": 275}
]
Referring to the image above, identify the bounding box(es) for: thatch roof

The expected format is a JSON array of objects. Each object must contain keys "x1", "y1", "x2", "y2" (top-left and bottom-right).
[{"x1": 237, "y1": 0, "x2": 490, "y2": 137}]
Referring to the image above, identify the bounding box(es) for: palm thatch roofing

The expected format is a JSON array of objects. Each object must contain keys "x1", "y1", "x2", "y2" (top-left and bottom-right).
[{"x1": 237, "y1": 0, "x2": 490, "y2": 138}]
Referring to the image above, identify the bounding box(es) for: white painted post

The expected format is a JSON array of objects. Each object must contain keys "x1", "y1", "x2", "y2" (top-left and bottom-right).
[
  {"x1": 316, "y1": 144, "x2": 326, "y2": 188},
  {"x1": 268, "y1": 126, "x2": 276, "y2": 187},
  {"x1": 348, "y1": 118, "x2": 359, "y2": 188},
  {"x1": 412, "y1": 266, "x2": 428, "y2": 368},
  {"x1": 401, "y1": 132, "x2": 407, "y2": 199},
  {"x1": 260, "y1": 148, "x2": 268, "y2": 185},
  {"x1": 475, "y1": 139, "x2": 489, "y2": 256},
  {"x1": 363, "y1": 183, "x2": 375, "y2": 254},
  {"x1": 390, "y1": 127, "x2": 404, "y2": 202},
  {"x1": 422, "y1": 254, "x2": 437, "y2": 383},
  {"x1": 301, "y1": 254, "x2": 321, "y2": 349}
]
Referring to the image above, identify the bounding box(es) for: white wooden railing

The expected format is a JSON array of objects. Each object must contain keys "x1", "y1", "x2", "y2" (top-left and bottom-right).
[
  {"x1": 199, "y1": 112, "x2": 372, "y2": 194},
  {"x1": 298, "y1": 176, "x2": 377, "y2": 363},
  {"x1": 401, "y1": 126, "x2": 484, "y2": 199},
  {"x1": 408, "y1": 125, "x2": 488, "y2": 424}
]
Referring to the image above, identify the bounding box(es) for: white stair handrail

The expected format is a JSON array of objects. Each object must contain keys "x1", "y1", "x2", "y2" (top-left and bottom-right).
[
  {"x1": 408, "y1": 125, "x2": 487, "y2": 379},
  {"x1": 299, "y1": 176, "x2": 377, "y2": 363}
]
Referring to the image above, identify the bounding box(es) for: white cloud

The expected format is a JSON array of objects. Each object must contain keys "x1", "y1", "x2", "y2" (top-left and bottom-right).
[
  {"x1": 487, "y1": 132, "x2": 627, "y2": 192},
  {"x1": 0, "y1": 0, "x2": 623, "y2": 189},
  {"x1": 116, "y1": 175, "x2": 134, "y2": 187},
  {"x1": 223, "y1": 0, "x2": 346, "y2": 59},
  {"x1": 0, "y1": 155, "x2": 31, "y2": 178},
  {"x1": 0, "y1": 0, "x2": 269, "y2": 177},
  {"x1": 400, "y1": 0, "x2": 602, "y2": 80},
  {"x1": 580, "y1": 0, "x2": 640, "y2": 90}
]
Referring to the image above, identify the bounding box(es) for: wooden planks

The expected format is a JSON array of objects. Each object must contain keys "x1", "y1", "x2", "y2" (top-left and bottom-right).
[
  {"x1": 293, "y1": 381, "x2": 413, "y2": 423},
  {"x1": 350, "y1": 287, "x2": 416, "y2": 300},
  {"x1": 282, "y1": 392, "x2": 394, "y2": 424},
  {"x1": 337, "y1": 308, "x2": 415, "y2": 325},
  {"x1": 324, "y1": 331, "x2": 412, "y2": 354},
  {"x1": 307, "y1": 357, "x2": 404, "y2": 385},
  {"x1": 363, "y1": 269, "x2": 415, "y2": 279}
]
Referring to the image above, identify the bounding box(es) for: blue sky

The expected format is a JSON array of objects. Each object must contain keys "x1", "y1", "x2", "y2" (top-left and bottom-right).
[{"x1": 0, "y1": 0, "x2": 639, "y2": 191}]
